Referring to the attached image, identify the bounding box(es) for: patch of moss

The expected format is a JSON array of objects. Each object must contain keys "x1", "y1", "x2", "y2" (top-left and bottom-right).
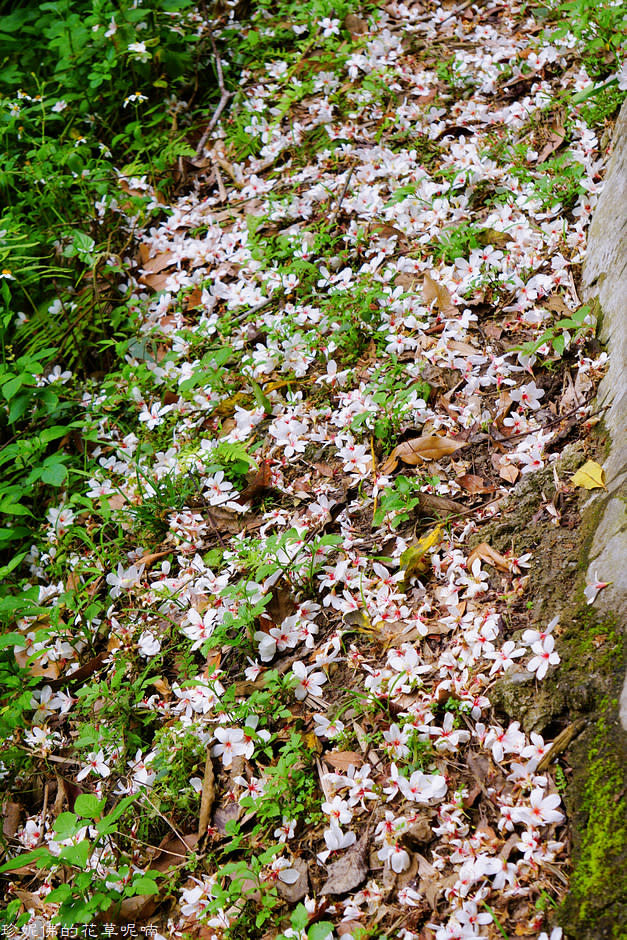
[
  {"x1": 561, "y1": 607, "x2": 622, "y2": 675},
  {"x1": 560, "y1": 700, "x2": 627, "y2": 939}
]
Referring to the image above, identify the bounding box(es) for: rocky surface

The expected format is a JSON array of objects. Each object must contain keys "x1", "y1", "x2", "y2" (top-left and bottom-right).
[
  {"x1": 559, "y1": 98, "x2": 627, "y2": 938},
  {"x1": 581, "y1": 98, "x2": 627, "y2": 726}
]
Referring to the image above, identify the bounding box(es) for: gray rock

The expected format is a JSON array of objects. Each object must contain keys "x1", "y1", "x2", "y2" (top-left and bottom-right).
[
  {"x1": 581, "y1": 98, "x2": 627, "y2": 728},
  {"x1": 490, "y1": 669, "x2": 563, "y2": 733}
]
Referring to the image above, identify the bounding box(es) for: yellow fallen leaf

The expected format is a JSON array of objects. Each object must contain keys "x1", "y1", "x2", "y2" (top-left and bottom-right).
[
  {"x1": 342, "y1": 609, "x2": 373, "y2": 632},
  {"x1": 571, "y1": 460, "x2": 606, "y2": 490},
  {"x1": 400, "y1": 524, "x2": 444, "y2": 588}
]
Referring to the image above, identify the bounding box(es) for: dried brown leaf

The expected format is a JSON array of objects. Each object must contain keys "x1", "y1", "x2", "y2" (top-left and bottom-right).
[
  {"x1": 537, "y1": 121, "x2": 566, "y2": 163},
  {"x1": 456, "y1": 473, "x2": 495, "y2": 495},
  {"x1": 381, "y1": 435, "x2": 465, "y2": 474},
  {"x1": 338, "y1": 923, "x2": 363, "y2": 937},
  {"x1": 417, "y1": 491, "x2": 466, "y2": 516},
  {"x1": 499, "y1": 464, "x2": 520, "y2": 484},
  {"x1": 14, "y1": 647, "x2": 60, "y2": 680},
  {"x1": 468, "y1": 541, "x2": 511, "y2": 572},
  {"x1": 320, "y1": 830, "x2": 369, "y2": 895},
  {"x1": 478, "y1": 227, "x2": 514, "y2": 249},
  {"x1": 2, "y1": 801, "x2": 21, "y2": 839},
  {"x1": 47, "y1": 650, "x2": 108, "y2": 691},
  {"x1": 13, "y1": 890, "x2": 46, "y2": 912},
  {"x1": 324, "y1": 751, "x2": 364, "y2": 772},
  {"x1": 448, "y1": 339, "x2": 481, "y2": 357},
  {"x1": 197, "y1": 755, "x2": 216, "y2": 839},
  {"x1": 114, "y1": 895, "x2": 157, "y2": 923},
  {"x1": 184, "y1": 286, "x2": 203, "y2": 310},
  {"x1": 277, "y1": 857, "x2": 309, "y2": 903},
  {"x1": 139, "y1": 272, "x2": 172, "y2": 292},
  {"x1": 213, "y1": 801, "x2": 242, "y2": 834},
  {"x1": 422, "y1": 273, "x2": 456, "y2": 314},
  {"x1": 344, "y1": 13, "x2": 368, "y2": 34},
  {"x1": 141, "y1": 252, "x2": 175, "y2": 275},
  {"x1": 237, "y1": 462, "x2": 274, "y2": 504},
  {"x1": 149, "y1": 832, "x2": 199, "y2": 872},
  {"x1": 137, "y1": 243, "x2": 151, "y2": 266}
]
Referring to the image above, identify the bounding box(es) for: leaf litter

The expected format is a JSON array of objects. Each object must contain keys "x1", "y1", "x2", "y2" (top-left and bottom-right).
[{"x1": 0, "y1": 0, "x2": 623, "y2": 937}]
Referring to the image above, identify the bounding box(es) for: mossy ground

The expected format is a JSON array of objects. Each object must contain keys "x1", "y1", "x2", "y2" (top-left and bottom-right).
[
  {"x1": 475, "y1": 437, "x2": 627, "y2": 937},
  {"x1": 560, "y1": 700, "x2": 627, "y2": 939}
]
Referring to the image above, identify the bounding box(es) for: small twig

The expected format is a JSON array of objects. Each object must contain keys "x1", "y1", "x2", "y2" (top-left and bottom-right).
[
  {"x1": 141, "y1": 791, "x2": 187, "y2": 845},
  {"x1": 492, "y1": 403, "x2": 608, "y2": 445},
  {"x1": 214, "y1": 164, "x2": 228, "y2": 203},
  {"x1": 231, "y1": 294, "x2": 279, "y2": 324},
  {"x1": 537, "y1": 717, "x2": 587, "y2": 772},
  {"x1": 329, "y1": 167, "x2": 354, "y2": 226},
  {"x1": 35, "y1": 782, "x2": 49, "y2": 847},
  {"x1": 195, "y1": 34, "x2": 234, "y2": 158}
]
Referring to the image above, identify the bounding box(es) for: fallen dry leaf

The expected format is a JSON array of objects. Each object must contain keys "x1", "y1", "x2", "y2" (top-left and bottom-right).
[
  {"x1": 141, "y1": 251, "x2": 175, "y2": 276},
  {"x1": 571, "y1": 460, "x2": 606, "y2": 490},
  {"x1": 213, "y1": 801, "x2": 242, "y2": 834},
  {"x1": 417, "y1": 491, "x2": 467, "y2": 516},
  {"x1": 456, "y1": 473, "x2": 495, "y2": 495},
  {"x1": 197, "y1": 755, "x2": 216, "y2": 839},
  {"x1": 543, "y1": 293, "x2": 573, "y2": 317},
  {"x1": 559, "y1": 368, "x2": 593, "y2": 414},
  {"x1": 149, "y1": 832, "x2": 199, "y2": 872},
  {"x1": 400, "y1": 525, "x2": 445, "y2": 586},
  {"x1": 324, "y1": 751, "x2": 364, "y2": 772},
  {"x1": 114, "y1": 894, "x2": 157, "y2": 924},
  {"x1": 536, "y1": 118, "x2": 566, "y2": 164},
  {"x1": 185, "y1": 286, "x2": 203, "y2": 309},
  {"x1": 478, "y1": 227, "x2": 514, "y2": 249},
  {"x1": 499, "y1": 464, "x2": 520, "y2": 484},
  {"x1": 422, "y1": 273, "x2": 456, "y2": 315},
  {"x1": 138, "y1": 272, "x2": 172, "y2": 292},
  {"x1": 338, "y1": 923, "x2": 363, "y2": 937},
  {"x1": 277, "y1": 857, "x2": 309, "y2": 903},
  {"x1": 380, "y1": 435, "x2": 465, "y2": 474},
  {"x1": 236, "y1": 461, "x2": 275, "y2": 504},
  {"x1": 14, "y1": 647, "x2": 60, "y2": 680},
  {"x1": 468, "y1": 541, "x2": 511, "y2": 572},
  {"x1": 344, "y1": 12, "x2": 368, "y2": 34},
  {"x1": 47, "y1": 650, "x2": 108, "y2": 691},
  {"x1": 320, "y1": 830, "x2": 369, "y2": 896},
  {"x1": 2, "y1": 801, "x2": 21, "y2": 839}
]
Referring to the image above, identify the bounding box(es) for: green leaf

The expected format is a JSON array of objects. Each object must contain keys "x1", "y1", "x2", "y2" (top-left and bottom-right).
[
  {"x1": 53, "y1": 812, "x2": 81, "y2": 840},
  {"x1": 0, "y1": 500, "x2": 33, "y2": 517},
  {"x1": 1, "y1": 374, "x2": 22, "y2": 400},
  {"x1": 291, "y1": 904, "x2": 309, "y2": 931},
  {"x1": 45, "y1": 884, "x2": 73, "y2": 903},
  {"x1": 59, "y1": 840, "x2": 90, "y2": 868},
  {"x1": 0, "y1": 552, "x2": 27, "y2": 579},
  {"x1": 0, "y1": 847, "x2": 51, "y2": 873},
  {"x1": 552, "y1": 334, "x2": 566, "y2": 356},
  {"x1": 250, "y1": 377, "x2": 273, "y2": 415},
  {"x1": 95, "y1": 795, "x2": 136, "y2": 835},
  {"x1": 74, "y1": 794, "x2": 105, "y2": 819},
  {"x1": 8, "y1": 393, "x2": 30, "y2": 423},
  {"x1": 0, "y1": 632, "x2": 25, "y2": 650},
  {"x1": 41, "y1": 461, "x2": 68, "y2": 486},
  {"x1": 308, "y1": 923, "x2": 334, "y2": 940},
  {"x1": 40, "y1": 425, "x2": 70, "y2": 443},
  {"x1": 129, "y1": 875, "x2": 159, "y2": 895}
]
